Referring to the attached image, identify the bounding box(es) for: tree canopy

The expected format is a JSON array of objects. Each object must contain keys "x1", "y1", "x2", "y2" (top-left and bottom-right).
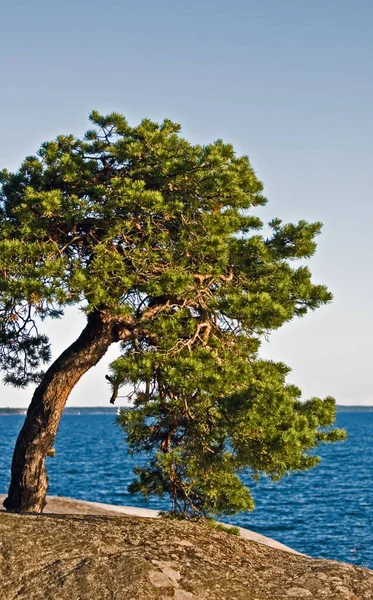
[{"x1": 0, "y1": 111, "x2": 346, "y2": 515}]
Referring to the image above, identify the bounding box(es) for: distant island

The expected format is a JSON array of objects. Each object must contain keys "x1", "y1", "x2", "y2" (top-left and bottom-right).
[
  {"x1": 1, "y1": 405, "x2": 373, "y2": 415},
  {"x1": 0, "y1": 407, "x2": 118, "y2": 415},
  {"x1": 336, "y1": 405, "x2": 373, "y2": 412}
]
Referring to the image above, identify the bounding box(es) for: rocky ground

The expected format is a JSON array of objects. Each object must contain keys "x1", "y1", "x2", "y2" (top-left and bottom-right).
[{"x1": 1, "y1": 508, "x2": 373, "y2": 599}]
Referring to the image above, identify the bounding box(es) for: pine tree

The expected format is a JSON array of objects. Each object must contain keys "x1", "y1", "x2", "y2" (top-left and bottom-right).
[{"x1": 0, "y1": 112, "x2": 345, "y2": 513}]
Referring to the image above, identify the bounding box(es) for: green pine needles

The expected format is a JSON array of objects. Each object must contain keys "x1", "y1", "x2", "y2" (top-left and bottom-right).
[{"x1": 0, "y1": 111, "x2": 346, "y2": 517}]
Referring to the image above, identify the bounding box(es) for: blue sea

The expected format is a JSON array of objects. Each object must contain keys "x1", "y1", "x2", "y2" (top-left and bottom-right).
[{"x1": 1, "y1": 411, "x2": 372, "y2": 569}]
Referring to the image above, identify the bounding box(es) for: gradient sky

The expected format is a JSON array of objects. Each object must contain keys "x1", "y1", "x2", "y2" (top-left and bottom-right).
[{"x1": 1, "y1": 0, "x2": 372, "y2": 407}]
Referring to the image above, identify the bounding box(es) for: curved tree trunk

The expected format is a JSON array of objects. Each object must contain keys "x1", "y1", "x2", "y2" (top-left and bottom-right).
[{"x1": 3, "y1": 310, "x2": 132, "y2": 513}]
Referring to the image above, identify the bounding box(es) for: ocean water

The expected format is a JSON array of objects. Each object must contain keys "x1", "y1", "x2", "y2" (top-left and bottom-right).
[{"x1": 0, "y1": 411, "x2": 372, "y2": 569}]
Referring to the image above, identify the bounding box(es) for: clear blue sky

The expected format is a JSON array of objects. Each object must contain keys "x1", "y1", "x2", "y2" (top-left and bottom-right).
[{"x1": 1, "y1": 0, "x2": 372, "y2": 406}]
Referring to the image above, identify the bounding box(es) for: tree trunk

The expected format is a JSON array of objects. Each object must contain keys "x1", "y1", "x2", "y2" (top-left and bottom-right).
[{"x1": 3, "y1": 309, "x2": 132, "y2": 513}]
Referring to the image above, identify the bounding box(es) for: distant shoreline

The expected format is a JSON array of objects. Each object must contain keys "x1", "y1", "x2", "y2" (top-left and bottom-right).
[{"x1": 1, "y1": 405, "x2": 373, "y2": 415}]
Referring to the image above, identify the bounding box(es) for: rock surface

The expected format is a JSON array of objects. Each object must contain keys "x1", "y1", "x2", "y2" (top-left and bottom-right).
[
  {"x1": 0, "y1": 494, "x2": 302, "y2": 555},
  {"x1": 41, "y1": 495, "x2": 303, "y2": 555},
  {"x1": 0, "y1": 510, "x2": 372, "y2": 599}
]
